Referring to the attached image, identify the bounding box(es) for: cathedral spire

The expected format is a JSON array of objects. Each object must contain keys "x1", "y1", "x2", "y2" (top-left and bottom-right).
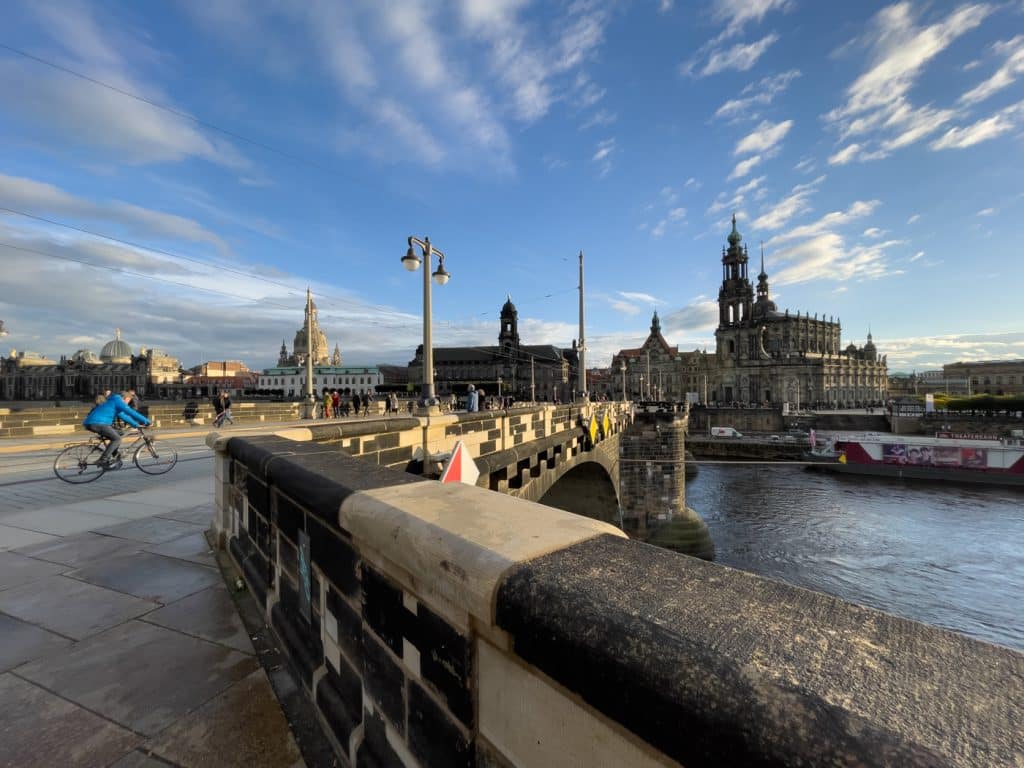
[{"x1": 651, "y1": 309, "x2": 661, "y2": 335}]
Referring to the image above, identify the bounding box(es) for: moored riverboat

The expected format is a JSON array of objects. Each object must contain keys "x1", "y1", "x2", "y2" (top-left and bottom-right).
[{"x1": 806, "y1": 434, "x2": 1024, "y2": 487}]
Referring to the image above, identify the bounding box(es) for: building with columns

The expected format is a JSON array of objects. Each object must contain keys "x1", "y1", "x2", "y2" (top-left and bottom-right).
[
  {"x1": 611, "y1": 216, "x2": 888, "y2": 408},
  {"x1": 0, "y1": 329, "x2": 183, "y2": 401}
]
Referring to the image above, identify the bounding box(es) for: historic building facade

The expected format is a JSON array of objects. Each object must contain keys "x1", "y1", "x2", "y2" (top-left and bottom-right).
[
  {"x1": 612, "y1": 216, "x2": 888, "y2": 408},
  {"x1": 407, "y1": 297, "x2": 579, "y2": 402},
  {"x1": 943, "y1": 360, "x2": 1024, "y2": 396},
  {"x1": 260, "y1": 295, "x2": 379, "y2": 396},
  {"x1": 0, "y1": 329, "x2": 183, "y2": 401}
]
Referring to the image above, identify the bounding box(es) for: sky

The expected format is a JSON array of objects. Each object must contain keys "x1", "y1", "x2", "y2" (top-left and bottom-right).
[{"x1": 1, "y1": 0, "x2": 1022, "y2": 374}]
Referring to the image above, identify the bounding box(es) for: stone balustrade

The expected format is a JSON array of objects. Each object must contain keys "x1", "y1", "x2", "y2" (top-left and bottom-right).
[{"x1": 208, "y1": 431, "x2": 1023, "y2": 768}]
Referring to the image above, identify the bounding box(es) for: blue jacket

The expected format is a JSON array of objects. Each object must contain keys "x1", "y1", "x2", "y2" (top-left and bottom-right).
[{"x1": 83, "y1": 395, "x2": 149, "y2": 427}]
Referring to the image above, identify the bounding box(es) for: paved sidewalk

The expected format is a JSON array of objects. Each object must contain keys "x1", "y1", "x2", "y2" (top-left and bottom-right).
[{"x1": 0, "y1": 478, "x2": 305, "y2": 768}]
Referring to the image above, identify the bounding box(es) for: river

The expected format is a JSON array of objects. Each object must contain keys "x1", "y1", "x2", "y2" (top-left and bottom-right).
[{"x1": 685, "y1": 463, "x2": 1024, "y2": 650}]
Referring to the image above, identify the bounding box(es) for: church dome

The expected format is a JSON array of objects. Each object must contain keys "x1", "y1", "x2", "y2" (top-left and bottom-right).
[
  {"x1": 72, "y1": 349, "x2": 100, "y2": 365},
  {"x1": 501, "y1": 295, "x2": 517, "y2": 315},
  {"x1": 100, "y1": 330, "x2": 132, "y2": 362}
]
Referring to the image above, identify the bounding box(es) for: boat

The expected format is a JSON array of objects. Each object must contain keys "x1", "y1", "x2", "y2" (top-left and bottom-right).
[{"x1": 805, "y1": 433, "x2": 1024, "y2": 487}]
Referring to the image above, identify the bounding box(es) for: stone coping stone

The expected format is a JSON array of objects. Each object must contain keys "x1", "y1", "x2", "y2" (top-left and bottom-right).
[
  {"x1": 225, "y1": 435, "x2": 427, "y2": 519},
  {"x1": 495, "y1": 534, "x2": 1023, "y2": 768},
  {"x1": 342, "y1": 482, "x2": 624, "y2": 624}
]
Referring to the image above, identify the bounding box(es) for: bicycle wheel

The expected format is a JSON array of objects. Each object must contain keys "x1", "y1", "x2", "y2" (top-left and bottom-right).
[
  {"x1": 53, "y1": 443, "x2": 107, "y2": 483},
  {"x1": 133, "y1": 436, "x2": 178, "y2": 474}
]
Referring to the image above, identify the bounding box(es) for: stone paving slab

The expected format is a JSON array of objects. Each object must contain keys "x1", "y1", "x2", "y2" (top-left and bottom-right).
[
  {"x1": 143, "y1": 669, "x2": 305, "y2": 768},
  {"x1": 0, "y1": 574, "x2": 158, "y2": 640},
  {"x1": 155, "y1": 504, "x2": 214, "y2": 526},
  {"x1": 107, "y1": 751, "x2": 176, "y2": 767},
  {"x1": 94, "y1": 516, "x2": 207, "y2": 545},
  {"x1": 68, "y1": 551, "x2": 221, "y2": 605},
  {"x1": 145, "y1": 530, "x2": 216, "y2": 567},
  {"x1": 0, "y1": 613, "x2": 72, "y2": 672},
  {"x1": 0, "y1": 524, "x2": 58, "y2": 551},
  {"x1": 0, "y1": 551, "x2": 68, "y2": 590},
  {"x1": 0, "y1": 673, "x2": 141, "y2": 768},
  {"x1": 0, "y1": 507, "x2": 126, "y2": 537},
  {"x1": 112, "y1": 487, "x2": 213, "y2": 512},
  {"x1": 13, "y1": 532, "x2": 143, "y2": 568},
  {"x1": 142, "y1": 585, "x2": 254, "y2": 655},
  {"x1": 16, "y1": 619, "x2": 259, "y2": 737}
]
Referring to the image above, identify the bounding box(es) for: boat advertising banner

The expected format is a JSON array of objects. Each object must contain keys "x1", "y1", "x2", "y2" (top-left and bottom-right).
[{"x1": 883, "y1": 443, "x2": 989, "y2": 469}]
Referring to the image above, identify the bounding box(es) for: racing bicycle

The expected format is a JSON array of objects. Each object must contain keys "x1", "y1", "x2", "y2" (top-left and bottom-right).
[{"x1": 53, "y1": 425, "x2": 178, "y2": 483}]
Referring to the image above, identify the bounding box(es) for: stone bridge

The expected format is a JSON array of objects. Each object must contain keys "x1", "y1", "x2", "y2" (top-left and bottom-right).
[
  {"x1": 206, "y1": 418, "x2": 1021, "y2": 768},
  {"x1": 268, "y1": 403, "x2": 633, "y2": 525}
]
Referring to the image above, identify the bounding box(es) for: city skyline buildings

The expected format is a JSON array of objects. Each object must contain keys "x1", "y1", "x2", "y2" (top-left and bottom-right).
[{"x1": 1, "y1": 1, "x2": 1022, "y2": 373}]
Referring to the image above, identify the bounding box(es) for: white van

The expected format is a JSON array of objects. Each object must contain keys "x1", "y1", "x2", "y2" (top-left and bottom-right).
[{"x1": 711, "y1": 426, "x2": 743, "y2": 438}]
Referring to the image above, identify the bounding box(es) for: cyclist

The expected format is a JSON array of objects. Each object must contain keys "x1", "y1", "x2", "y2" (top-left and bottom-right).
[{"x1": 83, "y1": 392, "x2": 151, "y2": 468}]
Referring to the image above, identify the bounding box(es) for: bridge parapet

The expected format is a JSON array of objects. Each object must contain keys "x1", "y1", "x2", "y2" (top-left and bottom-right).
[{"x1": 208, "y1": 432, "x2": 1022, "y2": 768}]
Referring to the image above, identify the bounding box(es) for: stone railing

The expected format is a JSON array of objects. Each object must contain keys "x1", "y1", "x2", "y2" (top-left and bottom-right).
[{"x1": 209, "y1": 433, "x2": 1023, "y2": 768}]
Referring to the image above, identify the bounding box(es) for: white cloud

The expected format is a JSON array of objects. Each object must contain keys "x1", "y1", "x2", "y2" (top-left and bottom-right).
[
  {"x1": 977, "y1": 207, "x2": 998, "y2": 216},
  {"x1": 770, "y1": 199, "x2": 881, "y2": 244},
  {"x1": 910, "y1": 250, "x2": 925, "y2": 261},
  {"x1": 619, "y1": 291, "x2": 661, "y2": 303},
  {"x1": 580, "y1": 109, "x2": 617, "y2": 130},
  {"x1": 752, "y1": 175, "x2": 826, "y2": 231},
  {"x1": 0, "y1": 173, "x2": 230, "y2": 254},
  {"x1": 728, "y1": 155, "x2": 763, "y2": 179},
  {"x1": 734, "y1": 119, "x2": 793, "y2": 155},
  {"x1": 714, "y1": 69, "x2": 801, "y2": 121},
  {"x1": 592, "y1": 138, "x2": 616, "y2": 176},
  {"x1": 794, "y1": 157, "x2": 815, "y2": 173},
  {"x1": 663, "y1": 300, "x2": 719, "y2": 332},
  {"x1": 700, "y1": 33, "x2": 779, "y2": 77},
  {"x1": 863, "y1": 227, "x2": 886, "y2": 238},
  {"x1": 668, "y1": 207, "x2": 687, "y2": 220},
  {"x1": 931, "y1": 102, "x2": 1023, "y2": 150},
  {"x1": 907, "y1": 213, "x2": 921, "y2": 224},
  {"x1": 824, "y1": 3, "x2": 993, "y2": 159},
  {"x1": 959, "y1": 35, "x2": 1024, "y2": 105},
  {"x1": 0, "y1": 5, "x2": 246, "y2": 169},
  {"x1": 659, "y1": 0, "x2": 674, "y2": 12},
  {"x1": 684, "y1": 177, "x2": 701, "y2": 189},
  {"x1": 736, "y1": 176, "x2": 766, "y2": 195},
  {"x1": 828, "y1": 143, "x2": 862, "y2": 165},
  {"x1": 709, "y1": 0, "x2": 795, "y2": 31}
]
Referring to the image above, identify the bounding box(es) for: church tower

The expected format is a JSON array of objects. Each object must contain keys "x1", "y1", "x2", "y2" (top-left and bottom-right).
[
  {"x1": 499, "y1": 296, "x2": 520, "y2": 354},
  {"x1": 717, "y1": 214, "x2": 754, "y2": 328},
  {"x1": 752, "y1": 243, "x2": 777, "y2": 319}
]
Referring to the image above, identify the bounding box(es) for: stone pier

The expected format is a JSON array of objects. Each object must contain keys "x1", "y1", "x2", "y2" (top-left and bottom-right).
[{"x1": 619, "y1": 405, "x2": 713, "y2": 559}]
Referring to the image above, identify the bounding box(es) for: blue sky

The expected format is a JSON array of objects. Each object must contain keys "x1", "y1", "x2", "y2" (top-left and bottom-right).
[{"x1": 1, "y1": 0, "x2": 1022, "y2": 374}]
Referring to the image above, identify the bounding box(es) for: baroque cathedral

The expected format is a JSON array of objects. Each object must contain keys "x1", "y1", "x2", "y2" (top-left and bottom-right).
[
  {"x1": 277, "y1": 292, "x2": 341, "y2": 367},
  {"x1": 612, "y1": 216, "x2": 887, "y2": 407}
]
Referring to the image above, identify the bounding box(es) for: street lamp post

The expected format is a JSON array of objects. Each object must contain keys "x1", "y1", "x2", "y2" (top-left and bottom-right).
[
  {"x1": 402, "y1": 236, "x2": 450, "y2": 411},
  {"x1": 620, "y1": 360, "x2": 627, "y2": 402}
]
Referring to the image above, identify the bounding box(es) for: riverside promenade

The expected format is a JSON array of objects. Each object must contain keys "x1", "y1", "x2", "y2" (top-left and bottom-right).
[{"x1": 0, "y1": 429, "x2": 316, "y2": 768}]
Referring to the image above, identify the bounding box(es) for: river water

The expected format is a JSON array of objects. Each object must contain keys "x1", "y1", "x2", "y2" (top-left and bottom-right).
[{"x1": 685, "y1": 463, "x2": 1024, "y2": 651}]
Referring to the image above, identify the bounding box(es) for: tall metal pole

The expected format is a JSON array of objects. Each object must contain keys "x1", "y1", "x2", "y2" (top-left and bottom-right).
[
  {"x1": 645, "y1": 350, "x2": 651, "y2": 400},
  {"x1": 422, "y1": 240, "x2": 434, "y2": 406},
  {"x1": 577, "y1": 250, "x2": 586, "y2": 401},
  {"x1": 621, "y1": 362, "x2": 627, "y2": 402},
  {"x1": 530, "y1": 355, "x2": 536, "y2": 403},
  {"x1": 304, "y1": 287, "x2": 315, "y2": 418}
]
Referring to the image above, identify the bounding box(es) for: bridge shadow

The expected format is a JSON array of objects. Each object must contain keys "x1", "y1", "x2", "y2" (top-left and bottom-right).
[{"x1": 537, "y1": 463, "x2": 620, "y2": 526}]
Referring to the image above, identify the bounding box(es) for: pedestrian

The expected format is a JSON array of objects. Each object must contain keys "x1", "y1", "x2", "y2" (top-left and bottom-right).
[
  {"x1": 322, "y1": 387, "x2": 333, "y2": 419},
  {"x1": 384, "y1": 391, "x2": 393, "y2": 415},
  {"x1": 361, "y1": 391, "x2": 370, "y2": 416},
  {"x1": 211, "y1": 390, "x2": 226, "y2": 427},
  {"x1": 478, "y1": 387, "x2": 486, "y2": 411},
  {"x1": 392, "y1": 392, "x2": 399, "y2": 414},
  {"x1": 182, "y1": 399, "x2": 199, "y2": 425},
  {"x1": 449, "y1": 392, "x2": 457, "y2": 412},
  {"x1": 352, "y1": 391, "x2": 361, "y2": 418},
  {"x1": 219, "y1": 391, "x2": 235, "y2": 425},
  {"x1": 466, "y1": 384, "x2": 478, "y2": 412},
  {"x1": 332, "y1": 389, "x2": 341, "y2": 418}
]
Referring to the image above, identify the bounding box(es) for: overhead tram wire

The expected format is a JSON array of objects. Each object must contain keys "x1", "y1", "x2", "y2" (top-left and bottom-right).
[
  {"x1": 0, "y1": 42, "x2": 359, "y2": 184},
  {"x1": 0, "y1": 206, "x2": 420, "y2": 329},
  {"x1": 0, "y1": 240, "x2": 300, "y2": 310}
]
